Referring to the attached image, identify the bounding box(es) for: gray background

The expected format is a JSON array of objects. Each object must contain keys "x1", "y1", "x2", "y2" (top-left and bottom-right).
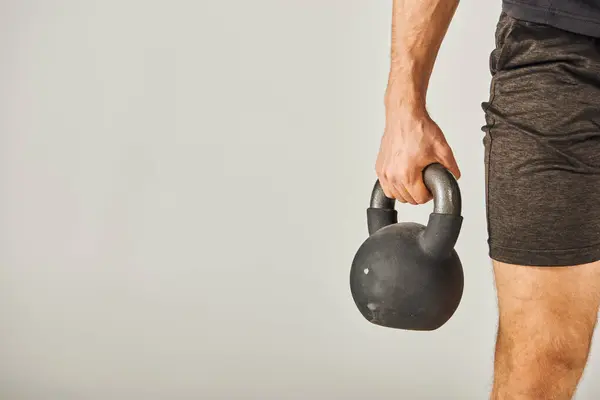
[{"x1": 0, "y1": 1, "x2": 598, "y2": 399}]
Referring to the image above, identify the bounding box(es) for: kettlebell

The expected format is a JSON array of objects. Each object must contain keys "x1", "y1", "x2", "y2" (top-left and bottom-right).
[{"x1": 350, "y1": 163, "x2": 463, "y2": 331}]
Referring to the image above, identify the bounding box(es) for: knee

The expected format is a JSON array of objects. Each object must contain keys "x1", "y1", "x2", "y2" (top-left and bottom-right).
[
  {"x1": 501, "y1": 322, "x2": 593, "y2": 374},
  {"x1": 533, "y1": 337, "x2": 590, "y2": 372},
  {"x1": 495, "y1": 324, "x2": 592, "y2": 398}
]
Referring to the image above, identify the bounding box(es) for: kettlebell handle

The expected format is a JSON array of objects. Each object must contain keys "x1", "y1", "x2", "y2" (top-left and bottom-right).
[
  {"x1": 370, "y1": 163, "x2": 461, "y2": 214},
  {"x1": 367, "y1": 163, "x2": 463, "y2": 259}
]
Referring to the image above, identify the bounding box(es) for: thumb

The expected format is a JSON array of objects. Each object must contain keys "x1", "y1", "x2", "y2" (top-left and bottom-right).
[{"x1": 437, "y1": 146, "x2": 461, "y2": 180}]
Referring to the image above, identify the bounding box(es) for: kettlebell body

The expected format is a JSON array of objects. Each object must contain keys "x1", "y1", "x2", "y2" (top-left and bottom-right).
[{"x1": 350, "y1": 163, "x2": 464, "y2": 331}]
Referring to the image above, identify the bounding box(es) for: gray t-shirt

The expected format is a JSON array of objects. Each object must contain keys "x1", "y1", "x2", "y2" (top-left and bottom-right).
[{"x1": 503, "y1": 0, "x2": 600, "y2": 37}]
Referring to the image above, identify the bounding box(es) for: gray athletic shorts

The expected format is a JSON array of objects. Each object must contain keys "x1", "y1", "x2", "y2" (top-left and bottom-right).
[{"x1": 482, "y1": 12, "x2": 600, "y2": 266}]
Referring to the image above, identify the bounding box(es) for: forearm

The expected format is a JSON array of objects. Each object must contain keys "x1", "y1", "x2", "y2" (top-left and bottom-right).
[{"x1": 385, "y1": 0, "x2": 459, "y2": 114}]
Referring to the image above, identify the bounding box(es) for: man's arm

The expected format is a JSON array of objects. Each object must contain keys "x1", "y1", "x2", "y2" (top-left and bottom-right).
[{"x1": 376, "y1": 0, "x2": 461, "y2": 204}]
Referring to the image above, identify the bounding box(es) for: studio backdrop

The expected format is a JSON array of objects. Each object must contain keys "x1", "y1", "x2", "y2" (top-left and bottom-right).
[{"x1": 1, "y1": 1, "x2": 598, "y2": 399}]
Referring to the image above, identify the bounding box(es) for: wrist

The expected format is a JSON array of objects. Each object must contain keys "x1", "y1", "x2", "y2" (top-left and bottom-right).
[
  {"x1": 384, "y1": 81, "x2": 427, "y2": 117},
  {"x1": 384, "y1": 93, "x2": 428, "y2": 119},
  {"x1": 385, "y1": 56, "x2": 431, "y2": 111}
]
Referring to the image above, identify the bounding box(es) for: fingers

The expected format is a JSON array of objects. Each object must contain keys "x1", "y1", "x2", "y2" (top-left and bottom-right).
[
  {"x1": 375, "y1": 149, "x2": 457, "y2": 206},
  {"x1": 378, "y1": 172, "x2": 424, "y2": 206},
  {"x1": 406, "y1": 178, "x2": 433, "y2": 204},
  {"x1": 398, "y1": 171, "x2": 431, "y2": 205},
  {"x1": 374, "y1": 127, "x2": 460, "y2": 206},
  {"x1": 379, "y1": 175, "x2": 408, "y2": 203},
  {"x1": 394, "y1": 181, "x2": 416, "y2": 205}
]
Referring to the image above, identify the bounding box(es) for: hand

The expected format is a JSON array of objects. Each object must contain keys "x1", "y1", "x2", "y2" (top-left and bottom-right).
[{"x1": 375, "y1": 108, "x2": 460, "y2": 205}]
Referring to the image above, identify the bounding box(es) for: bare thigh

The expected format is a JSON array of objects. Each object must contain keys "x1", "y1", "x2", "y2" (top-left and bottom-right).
[{"x1": 493, "y1": 260, "x2": 600, "y2": 398}]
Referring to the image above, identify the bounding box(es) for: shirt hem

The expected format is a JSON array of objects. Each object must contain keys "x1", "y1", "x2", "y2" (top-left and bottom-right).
[{"x1": 503, "y1": 0, "x2": 600, "y2": 38}]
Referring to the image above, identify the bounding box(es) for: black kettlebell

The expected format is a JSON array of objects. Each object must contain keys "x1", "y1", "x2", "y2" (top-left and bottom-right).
[{"x1": 350, "y1": 163, "x2": 463, "y2": 331}]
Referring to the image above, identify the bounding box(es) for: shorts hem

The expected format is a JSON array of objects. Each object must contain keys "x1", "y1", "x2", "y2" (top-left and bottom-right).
[{"x1": 489, "y1": 244, "x2": 600, "y2": 267}]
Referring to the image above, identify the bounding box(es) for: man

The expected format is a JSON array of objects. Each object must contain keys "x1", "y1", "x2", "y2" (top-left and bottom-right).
[{"x1": 378, "y1": 0, "x2": 600, "y2": 399}]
